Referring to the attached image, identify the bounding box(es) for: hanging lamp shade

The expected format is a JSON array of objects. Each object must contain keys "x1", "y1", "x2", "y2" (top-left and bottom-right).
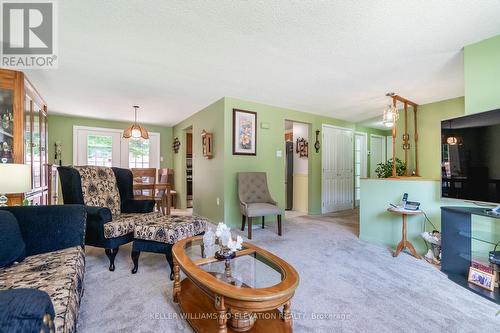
[
  {"x1": 123, "y1": 106, "x2": 149, "y2": 140},
  {"x1": 382, "y1": 103, "x2": 399, "y2": 128}
]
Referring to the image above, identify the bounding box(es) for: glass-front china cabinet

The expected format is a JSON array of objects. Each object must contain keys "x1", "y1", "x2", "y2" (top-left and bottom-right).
[{"x1": 0, "y1": 68, "x2": 51, "y2": 205}]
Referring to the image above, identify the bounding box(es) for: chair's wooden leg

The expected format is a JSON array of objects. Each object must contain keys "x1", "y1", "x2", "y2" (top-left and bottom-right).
[
  {"x1": 247, "y1": 216, "x2": 252, "y2": 239},
  {"x1": 166, "y1": 250, "x2": 175, "y2": 281},
  {"x1": 105, "y1": 247, "x2": 119, "y2": 271},
  {"x1": 241, "y1": 215, "x2": 246, "y2": 231},
  {"x1": 131, "y1": 251, "x2": 140, "y2": 274},
  {"x1": 277, "y1": 215, "x2": 282, "y2": 236},
  {"x1": 166, "y1": 192, "x2": 171, "y2": 216},
  {"x1": 262, "y1": 216, "x2": 265, "y2": 229}
]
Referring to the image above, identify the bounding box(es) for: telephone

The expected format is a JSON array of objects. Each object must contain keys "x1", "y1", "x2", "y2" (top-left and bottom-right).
[
  {"x1": 400, "y1": 193, "x2": 408, "y2": 207},
  {"x1": 391, "y1": 193, "x2": 421, "y2": 211},
  {"x1": 404, "y1": 201, "x2": 421, "y2": 211}
]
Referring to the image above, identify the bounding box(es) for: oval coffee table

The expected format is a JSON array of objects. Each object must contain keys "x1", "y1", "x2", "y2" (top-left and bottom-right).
[{"x1": 172, "y1": 236, "x2": 299, "y2": 333}]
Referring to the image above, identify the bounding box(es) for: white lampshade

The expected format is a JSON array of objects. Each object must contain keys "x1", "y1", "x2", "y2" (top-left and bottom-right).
[
  {"x1": 382, "y1": 104, "x2": 399, "y2": 128},
  {"x1": 0, "y1": 163, "x2": 32, "y2": 194}
]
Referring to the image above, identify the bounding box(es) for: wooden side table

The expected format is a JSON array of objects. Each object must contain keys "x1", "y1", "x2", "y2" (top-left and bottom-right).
[{"x1": 387, "y1": 207, "x2": 423, "y2": 259}]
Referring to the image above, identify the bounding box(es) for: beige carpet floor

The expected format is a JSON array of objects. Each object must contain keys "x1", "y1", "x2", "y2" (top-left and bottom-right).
[{"x1": 77, "y1": 210, "x2": 499, "y2": 332}]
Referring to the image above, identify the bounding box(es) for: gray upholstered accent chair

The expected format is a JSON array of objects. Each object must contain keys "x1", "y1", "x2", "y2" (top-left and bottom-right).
[{"x1": 238, "y1": 172, "x2": 282, "y2": 239}]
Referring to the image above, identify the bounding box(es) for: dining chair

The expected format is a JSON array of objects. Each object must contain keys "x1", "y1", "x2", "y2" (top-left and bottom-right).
[
  {"x1": 131, "y1": 168, "x2": 171, "y2": 215},
  {"x1": 158, "y1": 168, "x2": 177, "y2": 209},
  {"x1": 131, "y1": 168, "x2": 157, "y2": 200}
]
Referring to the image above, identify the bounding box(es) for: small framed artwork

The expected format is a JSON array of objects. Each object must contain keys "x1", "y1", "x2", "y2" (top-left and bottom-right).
[
  {"x1": 232, "y1": 109, "x2": 257, "y2": 156},
  {"x1": 468, "y1": 267, "x2": 496, "y2": 291}
]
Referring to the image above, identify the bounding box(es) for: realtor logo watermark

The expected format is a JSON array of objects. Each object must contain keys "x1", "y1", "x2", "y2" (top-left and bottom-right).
[{"x1": 1, "y1": 0, "x2": 58, "y2": 68}]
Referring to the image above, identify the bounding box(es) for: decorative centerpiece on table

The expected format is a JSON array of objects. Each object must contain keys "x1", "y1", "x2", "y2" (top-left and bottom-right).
[{"x1": 203, "y1": 222, "x2": 243, "y2": 260}]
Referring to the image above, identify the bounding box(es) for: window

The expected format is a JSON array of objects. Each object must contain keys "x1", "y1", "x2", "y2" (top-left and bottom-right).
[
  {"x1": 128, "y1": 139, "x2": 150, "y2": 168},
  {"x1": 87, "y1": 135, "x2": 113, "y2": 167},
  {"x1": 74, "y1": 126, "x2": 160, "y2": 169}
]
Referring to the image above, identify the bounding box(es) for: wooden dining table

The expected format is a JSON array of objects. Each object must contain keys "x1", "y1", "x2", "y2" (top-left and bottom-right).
[{"x1": 133, "y1": 181, "x2": 172, "y2": 215}]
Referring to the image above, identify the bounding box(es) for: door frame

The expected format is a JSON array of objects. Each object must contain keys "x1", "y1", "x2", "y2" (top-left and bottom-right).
[
  {"x1": 354, "y1": 132, "x2": 368, "y2": 207},
  {"x1": 73, "y1": 125, "x2": 160, "y2": 168},
  {"x1": 385, "y1": 135, "x2": 392, "y2": 163},
  {"x1": 354, "y1": 132, "x2": 368, "y2": 178},
  {"x1": 321, "y1": 124, "x2": 354, "y2": 214},
  {"x1": 283, "y1": 120, "x2": 312, "y2": 213},
  {"x1": 369, "y1": 134, "x2": 385, "y2": 177}
]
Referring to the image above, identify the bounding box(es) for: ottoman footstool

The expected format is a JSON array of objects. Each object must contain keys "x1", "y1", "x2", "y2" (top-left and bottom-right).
[{"x1": 131, "y1": 215, "x2": 208, "y2": 280}]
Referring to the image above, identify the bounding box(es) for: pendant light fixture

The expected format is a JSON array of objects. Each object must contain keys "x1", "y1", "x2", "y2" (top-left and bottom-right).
[
  {"x1": 382, "y1": 92, "x2": 399, "y2": 127},
  {"x1": 123, "y1": 105, "x2": 149, "y2": 140}
]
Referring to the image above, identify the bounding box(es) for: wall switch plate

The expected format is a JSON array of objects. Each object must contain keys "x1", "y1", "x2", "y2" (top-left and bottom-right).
[
  {"x1": 261, "y1": 122, "x2": 270, "y2": 129},
  {"x1": 216, "y1": 197, "x2": 220, "y2": 206},
  {"x1": 276, "y1": 150, "x2": 283, "y2": 157},
  {"x1": 160, "y1": 156, "x2": 164, "y2": 162}
]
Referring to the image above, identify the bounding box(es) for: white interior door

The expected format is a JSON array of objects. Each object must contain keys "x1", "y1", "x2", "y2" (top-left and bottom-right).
[
  {"x1": 370, "y1": 135, "x2": 384, "y2": 178},
  {"x1": 386, "y1": 135, "x2": 393, "y2": 162},
  {"x1": 322, "y1": 125, "x2": 354, "y2": 213}
]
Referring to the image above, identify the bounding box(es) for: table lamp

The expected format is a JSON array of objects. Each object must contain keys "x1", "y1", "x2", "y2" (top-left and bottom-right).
[{"x1": 0, "y1": 163, "x2": 32, "y2": 206}]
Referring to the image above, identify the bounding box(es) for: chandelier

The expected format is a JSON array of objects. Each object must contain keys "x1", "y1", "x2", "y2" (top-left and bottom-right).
[
  {"x1": 382, "y1": 103, "x2": 399, "y2": 128},
  {"x1": 123, "y1": 105, "x2": 149, "y2": 140}
]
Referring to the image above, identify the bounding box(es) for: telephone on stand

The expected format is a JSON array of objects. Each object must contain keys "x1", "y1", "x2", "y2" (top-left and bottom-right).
[{"x1": 389, "y1": 193, "x2": 421, "y2": 211}]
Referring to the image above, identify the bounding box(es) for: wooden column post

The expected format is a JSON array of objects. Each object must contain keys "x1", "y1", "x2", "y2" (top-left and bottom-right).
[
  {"x1": 390, "y1": 94, "x2": 419, "y2": 177},
  {"x1": 404, "y1": 102, "x2": 408, "y2": 176},
  {"x1": 392, "y1": 97, "x2": 397, "y2": 177},
  {"x1": 414, "y1": 105, "x2": 419, "y2": 176}
]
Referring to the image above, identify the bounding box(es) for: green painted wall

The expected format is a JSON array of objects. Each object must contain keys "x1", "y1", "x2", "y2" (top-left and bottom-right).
[
  {"x1": 359, "y1": 179, "x2": 494, "y2": 256},
  {"x1": 47, "y1": 114, "x2": 173, "y2": 168},
  {"x1": 464, "y1": 34, "x2": 500, "y2": 115},
  {"x1": 170, "y1": 96, "x2": 387, "y2": 227},
  {"x1": 360, "y1": 34, "x2": 500, "y2": 257},
  {"x1": 172, "y1": 98, "x2": 225, "y2": 223},
  {"x1": 393, "y1": 97, "x2": 464, "y2": 179},
  {"x1": 360, "y1": 179, "x2": 443, "y2": 253},
  {"x1": 222, "y1": 97, "x2": 387, "y2": 227}
]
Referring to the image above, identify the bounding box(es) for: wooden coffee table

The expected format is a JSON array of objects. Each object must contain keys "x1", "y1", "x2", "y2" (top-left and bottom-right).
[{"x1": 172, "y1": 236, "x2": 299, "y2": 333}]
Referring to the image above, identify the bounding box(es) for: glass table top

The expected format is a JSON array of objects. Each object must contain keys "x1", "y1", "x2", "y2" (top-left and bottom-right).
[{"x1": 183, "y1": 238, "x2": 284, "y2": 289}]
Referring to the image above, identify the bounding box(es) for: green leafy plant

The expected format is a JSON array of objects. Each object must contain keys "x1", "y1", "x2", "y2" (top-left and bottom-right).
[{"x1": 375, "y1": 158, "x2": 406, "y2": 178}]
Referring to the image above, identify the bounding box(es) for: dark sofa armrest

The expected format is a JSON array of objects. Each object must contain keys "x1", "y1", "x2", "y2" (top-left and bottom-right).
[
  {"x1": 0, "y1": 289, "x2": 55, "y2": 333},
  {"x1": 84, "y1": 206, "x2": 112, "y2": 243},
  {"x1": 0, "y1": 205, "x2": 86, "y2": 257},
  {"x1": 121, "y1": 199, "x2": 155, "y2": 214}
]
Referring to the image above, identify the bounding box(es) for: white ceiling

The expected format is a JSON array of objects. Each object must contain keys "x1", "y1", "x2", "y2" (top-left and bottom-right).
[{"x1": 24, "y1": 0, "x2": 500, "y2": 127}]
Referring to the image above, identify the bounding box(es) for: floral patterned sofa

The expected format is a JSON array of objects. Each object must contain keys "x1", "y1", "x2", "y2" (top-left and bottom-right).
[{"x1": 0, "y1": 205, "x2": 86, "y2": 333}]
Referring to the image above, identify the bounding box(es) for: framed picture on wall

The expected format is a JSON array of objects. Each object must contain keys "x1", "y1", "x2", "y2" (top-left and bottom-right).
[{"x1": 232, "y1": 109, "x2": 257, "y2": 155}]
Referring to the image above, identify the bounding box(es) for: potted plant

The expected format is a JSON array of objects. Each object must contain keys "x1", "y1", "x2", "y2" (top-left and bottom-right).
[{"x1": 375, "y1": 158, "x2": 406, "y2": 178}]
